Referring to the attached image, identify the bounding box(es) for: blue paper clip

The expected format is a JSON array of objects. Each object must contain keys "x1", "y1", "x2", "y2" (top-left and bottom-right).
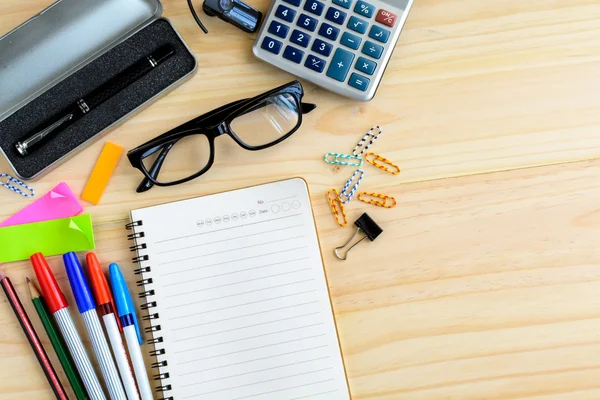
[
  {"x1": 0, "y1": 174, "x2": 35, "y2": 198},
  {"x1": 324, "y1": 152, "x2": 363, "y2": 167},
  {"x1": 339, "y1": 169, "x2": 364, "y2": 204}
]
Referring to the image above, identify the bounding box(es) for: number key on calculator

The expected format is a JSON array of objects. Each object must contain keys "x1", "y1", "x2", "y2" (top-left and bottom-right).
[{"x1": 253, "y1": 0, "x2": 413, "y2": 101}]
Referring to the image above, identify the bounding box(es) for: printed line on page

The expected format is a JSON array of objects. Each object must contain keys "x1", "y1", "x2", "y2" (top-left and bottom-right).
[
  {"x1": 166, "y1": 278, "x2": 316, "y2": 310},
  {"x1": 267, "y1": 195, "x2": 298, "y2": 203},
  {"x1": 161, "y1": 246, "x2": 309, "y2": 277},
  {"x1": 156, "y1": 213, "x2": 303, "y2": 244},
  {"x1": 171, "y1": 300, "x2": 319, "y2": 331},
  {"x1": 234, "y1": 380, "x2": 336, "y2": 400},
  {"x1": 157, "y1": 225, "x2": 303, "y2": 254},
  {"x1": 165, "y1": 268, "x2": 311, "y2": 299},
  {"x1": 163, "y1": 256, "x2": 310, "y2": 288},
  {"x1": 290, "y1": 389, "x2": 340, "y2": 400},
  {"x1": 168, "y1": 289, "x2": 318, "y2": 317},
  {"x1": 173, "y1": 312, "x2": 322, "y2": 342},
  {"x1": 176, "y1": 333, "x2": 327, "y2": 361},
  {"x1": 179, "y1": 344, "x2": 329, "y2": 376},
  {"x1": 181, "y1": 357, "x2": 331, "y2": 388}
]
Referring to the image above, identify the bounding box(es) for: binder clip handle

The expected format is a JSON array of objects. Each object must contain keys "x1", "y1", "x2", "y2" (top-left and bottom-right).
[{"x1": 334, "y1": 213, "x2": 382, "y2": 260}]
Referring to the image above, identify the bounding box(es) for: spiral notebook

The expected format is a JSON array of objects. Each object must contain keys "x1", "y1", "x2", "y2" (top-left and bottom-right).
[{"x1": 127, "y1": 178, "x2": 350, "y2": 400}]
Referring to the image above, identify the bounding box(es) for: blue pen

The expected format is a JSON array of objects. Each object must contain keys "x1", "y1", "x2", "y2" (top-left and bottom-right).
[
  {"x1": 110, "y1": 263, "x2": 154, "y2": 400},
  {"x1": 64, "y1": 252, "x2": 126, "y2": 400}
]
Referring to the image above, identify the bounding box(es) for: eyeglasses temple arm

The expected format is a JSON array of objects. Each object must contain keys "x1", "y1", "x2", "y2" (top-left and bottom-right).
[
  {"x1": 301, "y1": 103, "x2": 317, "y2": 114},
  {"x1": 136, "y1": 142, "x2": 175, "y2": 193}
]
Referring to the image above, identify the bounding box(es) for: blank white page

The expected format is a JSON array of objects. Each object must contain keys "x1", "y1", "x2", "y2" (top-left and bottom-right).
[{"x1": 130, "y1": 178, "x2": 350, "y2": 400}]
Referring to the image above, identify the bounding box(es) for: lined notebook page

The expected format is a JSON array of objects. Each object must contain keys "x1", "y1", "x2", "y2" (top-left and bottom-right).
[{"x1": 131, "y1": 178, "x2": 350, "y2": 400}]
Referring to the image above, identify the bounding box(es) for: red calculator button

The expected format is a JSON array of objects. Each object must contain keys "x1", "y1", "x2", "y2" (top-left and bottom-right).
[{"x1": 376, "y1": 9, "x2": 397, "y2": 27}]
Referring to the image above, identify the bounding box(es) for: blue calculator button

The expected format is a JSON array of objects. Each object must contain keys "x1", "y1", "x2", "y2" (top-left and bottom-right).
[
  {"x1": 369, "y1": 25, "x2": 390, "y2": 43},
  {"x1": 355, "y1": 56, "x2": 377, "y2": 75},
  {"x1": 348, "y1": 73, "x2": 370, "y2": 91},
  {"x1": 325, "y1": 7, "x2": 347, "y2": 25},
  {"x1": 261, "y1": 36, "x2": 283, "y2": 55},
  {"x1": 354, "y1": 0, "x2": 376, "y2": 18},
  {"x1": 268, "y1": 21, "x2": 290, "y2": 38},
  {"x1": 304, "y1": 55, "x2": 326, "y2": 73},
  {"x1": 290, "y1": 29, "x2": 312, "y2": 48},
  {"x1": 347, "y1": 16, "x2": 368, "y2": 34},
  {"x1": 319, "y1": 22, "x2": 340, "y2": 41},
  {"x1": 283, "y1": 45, "x2": 305, "y2": 64},
  {"x1": 282, "y1": 0, "x2": 302, "y2": 5},
  {"x1": 333, "y1": 0, "x2": 352, "y2": 9},
  {"x1": 326, "y1": 48, "x2": 355, "y2": 82},
  {"x1": 275, "y1": 5, "x2": 296, "y2": 22},
  {"x1": 312, "y1": 39, "x2": 333, "y2": 57},
  {"x1": 340, "y1": 32, "x2": 361, "y2": 50},
  {"x1": 362, "y1": 40, "x2": 384, "y2": 59},
  {"x1": 304, "y1": 0, "x2": 325, "y2": 16},
  {"x1": 297, "y1": 14, "x2": 318, "y2": 31}
]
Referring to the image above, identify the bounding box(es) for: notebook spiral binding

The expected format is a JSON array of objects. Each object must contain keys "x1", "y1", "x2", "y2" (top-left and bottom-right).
[{"x1": 126, "y1": 220, "x2": 173, "y2": 400}]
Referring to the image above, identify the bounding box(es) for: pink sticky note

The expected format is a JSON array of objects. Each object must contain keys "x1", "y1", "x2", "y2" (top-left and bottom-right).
[{"x1": 0, "y1": 182, "x2": 83, "y2": 228}]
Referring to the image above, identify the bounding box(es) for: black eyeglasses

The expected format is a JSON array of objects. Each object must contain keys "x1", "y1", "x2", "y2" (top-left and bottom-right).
[{"x1": 127, "y1": 81, "x2": 316, "y2": 193}]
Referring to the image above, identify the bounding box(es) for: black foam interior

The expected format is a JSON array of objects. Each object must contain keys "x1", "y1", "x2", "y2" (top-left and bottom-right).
[{"x1": 0, "y1": 18, "x2": 196, "y2": 179}]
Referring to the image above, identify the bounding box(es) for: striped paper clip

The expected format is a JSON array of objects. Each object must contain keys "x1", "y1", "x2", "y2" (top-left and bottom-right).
[
  {"x1": 358, "y1": 192, "x2": 397, "y2": 208},
  {"x1": 339, "y1": 169, "x2": 364, "y2": 204},
  {"x1": 0, "y1": 174, "x2": 35, "y2": 198},
  {"x1": 324, "y1": 152, "x2": 363, "y2": 167},
  {"x1": 352, "y1": 126, "x2": 383, "y2": 157},
  {"x1": 327, "y1": 189, "x2": 348, "y2": 227},
  {"x1": 365, "y1": 152, "x2": 400, "y2": 175}
]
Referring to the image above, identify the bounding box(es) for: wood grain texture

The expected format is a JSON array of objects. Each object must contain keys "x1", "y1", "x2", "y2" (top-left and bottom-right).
[{"x1": 1, "y1": 0, "x2": 600, "y2": 399}]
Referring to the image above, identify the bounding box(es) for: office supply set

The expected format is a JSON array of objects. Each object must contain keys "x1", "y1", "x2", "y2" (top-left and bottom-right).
[{"x1": 0, "y1": 0, "x2": 414, "y2": 397}]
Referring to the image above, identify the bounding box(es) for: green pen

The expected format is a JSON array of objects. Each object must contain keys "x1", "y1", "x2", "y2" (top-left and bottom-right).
[{"x1": 27, "y1": 278, "x2": 88, "y2": 400}]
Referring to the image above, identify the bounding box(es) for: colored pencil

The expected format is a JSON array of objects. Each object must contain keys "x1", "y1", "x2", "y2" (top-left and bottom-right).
[
  {"x1": 27, "y1": 277, "x2": 88, "y2": 400},
  {"x1": 0, "y1": 269, "x2": 68, "y2": 400},
  {"x1": 30, "y1": 252, "x2": 107, "y2": 400}
]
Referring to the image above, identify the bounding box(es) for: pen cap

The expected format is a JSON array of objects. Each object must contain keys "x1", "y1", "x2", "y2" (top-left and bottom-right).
[
  {"x1": 109, "y1": 263, "x2": 143, "y2": 344},
  {"x1": 30, "y1": 253, "x2": 68, "y2": 313},
  {"x1": 86, "y1": 252, "x2": 122, "y2": 331},
  {"x1": 63, "y1": 252, "x2": 96, "y2": 313}
]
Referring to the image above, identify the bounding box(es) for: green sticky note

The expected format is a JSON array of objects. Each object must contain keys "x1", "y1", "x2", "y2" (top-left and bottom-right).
[{"x1": 0, "y1": 215, "x2": 95, "y2": 262}]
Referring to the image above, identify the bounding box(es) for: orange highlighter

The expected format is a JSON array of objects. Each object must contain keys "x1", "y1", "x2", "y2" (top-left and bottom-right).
[{"x1": 86, "y1": 253, "x2": 140, "y2": 400}]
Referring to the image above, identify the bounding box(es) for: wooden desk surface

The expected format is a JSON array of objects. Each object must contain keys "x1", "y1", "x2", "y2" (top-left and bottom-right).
[{"x1": 1, "y1": 0, "x2": 600, "y2": 398}]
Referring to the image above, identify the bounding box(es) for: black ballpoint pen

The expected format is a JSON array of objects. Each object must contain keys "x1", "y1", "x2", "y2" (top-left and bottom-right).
[{"x1": 15, "y1": 45, "x2": 175, "y2": 156}]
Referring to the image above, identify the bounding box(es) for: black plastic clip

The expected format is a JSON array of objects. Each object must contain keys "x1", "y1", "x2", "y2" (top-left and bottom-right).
[{"x1": 334, "y1": 213, "x2": 382, "y2": 260}]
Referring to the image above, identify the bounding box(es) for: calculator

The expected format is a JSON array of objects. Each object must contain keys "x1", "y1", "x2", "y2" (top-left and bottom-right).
[{"x1": 252, "y1": 0, "x2": 413, "y2": 101}]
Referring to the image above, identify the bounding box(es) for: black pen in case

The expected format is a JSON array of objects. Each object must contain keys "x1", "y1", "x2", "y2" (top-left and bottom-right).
[{"x1": 15, "y1": 45, "x2": 176, "y2": 156}]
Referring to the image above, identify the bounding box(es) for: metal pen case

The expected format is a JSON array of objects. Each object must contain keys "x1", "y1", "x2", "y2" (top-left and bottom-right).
[{"x1": 0, "y1": 0, "x2": 198, "y2": 180}]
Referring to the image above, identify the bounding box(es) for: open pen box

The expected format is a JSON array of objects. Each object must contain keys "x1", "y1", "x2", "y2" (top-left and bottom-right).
[{"x1": 0, "y1": 0, "x2": 197, "y2": 180}]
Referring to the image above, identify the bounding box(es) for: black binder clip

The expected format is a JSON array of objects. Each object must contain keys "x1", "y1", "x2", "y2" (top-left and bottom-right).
[{"x1": 334, "y1": 213, "x2": 382, "y2": 260}]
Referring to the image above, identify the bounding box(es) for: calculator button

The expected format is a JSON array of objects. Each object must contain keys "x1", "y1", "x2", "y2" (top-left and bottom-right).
[
  {"x1": 354, "y1": 1, "x2": 376, "y2": 18},
  {"x1": 319, "y1": 22, "x2": 340, "y2": 41},
  {"x1": 355, "y1": 56, "x2": 376, "y2": 75},
  {"x1": 282, "y1": 0, "x2": 302, "y2": 6},
  {"x1": 275, "y1": 5, "x2": 296, "y2": 22},
  {"x1": 369, "y1": 25, "x2": 390, "y2": 43},
  {"x1": 333, "y1": 0, "x2": 352, "y2": 9},
  {"x1": 290, "y1": 29, "x2": 311, "y2": 48},
  {"x1": 304, "y1": 55, "x2": 326, "y2": 73},
  {"x1": 348, "y1": 73, "x2": 370, "y2": 91},
  {"x1": 326, "y1": 48, "x2": 354, "y2": 82},
  {"x1": 283, "y1": 46, "x2": 305, "y2": 64},
  {"x1": 325, "y1": 7, "x2": 347, "y2": 25},
  {"x1": 261, "y1": 36, "x2": 283, "y2": 55},
  {"x1": 312, "y1": 39, "x2": 333, "y2": 57},
  {"x1": 340, "y1": 32, "x2": 361, "y2": 50},
  {"x1": 304, "y1": 0, "x2": 325, "y2": 16},
  {"x1": 376, "y1": 9, "x2": 397, "y2": 27},
  {"x1": 362, "y1": 40, "x2": 384, "y2": 59},
  {"x1": 268, "y1": 21, "x2": 290, "y2": 38},
  {"x1": 347, "y1": 16, "x2": 368, "y2": 34},
  {"x1": 297, "y1": 14, "x2": 318, "y2": 32}
]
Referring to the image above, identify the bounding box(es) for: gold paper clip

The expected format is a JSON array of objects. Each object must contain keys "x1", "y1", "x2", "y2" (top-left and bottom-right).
[
  {"x1": 365, "y1": 152, "x2": 400, "y2": 175},
  {"x1": 327, "y1": 189, "x2": 348, "y2": 227},
  {"x1": 335, "y1": 213, "x2": 383, "y2": 260},
  {"x1": 357, "y1": 192, "x2": 397, "y2": 208}
]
